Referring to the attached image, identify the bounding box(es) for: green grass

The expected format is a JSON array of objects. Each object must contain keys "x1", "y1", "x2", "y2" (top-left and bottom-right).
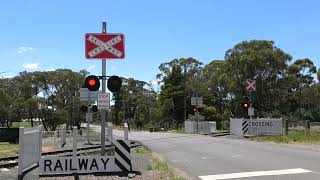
[
  {"x1": 250, "y1": 130, "x2": 320, "y2": 144},
  {"x1": 82, "y1": 128, "x2": 101, "y2": 137},
  {"x1": 11, "y1": 121, "x2": 40, "y2": 128},
  {"x1": 151, "y1": 158, "x2": 186, "y2": 180},
  {"x1": 134, "y1": 146, "x2": 152, "y2": 155},
  {"x1": 0, "y1": 143, "x2": 18, "y2": 157},
  {"x1": 133, "y1": 146, "x2": 186, "y2": 180}
]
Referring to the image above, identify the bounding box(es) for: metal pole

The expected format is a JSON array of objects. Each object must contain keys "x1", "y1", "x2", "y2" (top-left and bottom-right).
[
  {"x1": 101, "y1": 22, "x2": 107, "y2": 155},
  {"x1": 123, "y1": 100, "x2": 126, "y2": 123},
  {"x1": 87, "y1": 92, "x2": 91, "y2": 143},
  {"x1": 183, "y1": 64, "x2": 187, "y2": 122},
  {"x1": 196, "y1": 92, "x2": 199, "y2": 134}
]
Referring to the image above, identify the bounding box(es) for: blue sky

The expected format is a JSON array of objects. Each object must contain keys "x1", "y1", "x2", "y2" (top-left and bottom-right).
[{"x1": 0, "y1": 0, "x2": 320, "y2": 85}]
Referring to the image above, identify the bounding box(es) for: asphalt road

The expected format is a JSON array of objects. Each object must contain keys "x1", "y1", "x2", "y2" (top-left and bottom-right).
[{"x1": 90, "y1": 125, "x2": 320, "y2": 180}]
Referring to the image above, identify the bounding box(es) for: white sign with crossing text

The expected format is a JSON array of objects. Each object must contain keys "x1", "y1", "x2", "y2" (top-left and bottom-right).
[{"x1": 97, "y1": 93, "x2": 110, "y2": 109}]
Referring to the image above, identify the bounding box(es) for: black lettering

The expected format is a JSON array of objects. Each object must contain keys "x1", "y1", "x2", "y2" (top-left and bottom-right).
[
  {"x1": 78, "y1": 158, "x2": 89, "y2": 171},
  {"x1": 54, "y1": 160, "x2": 63, "y2": 171},
  {"x1": 44, "y1": 160, "x2": 52, "y2": 172},
  {"x1": 265, "y1": 122, "x2": 270, "y2": 126},
  {"x1": 70, "y1": 159, "x2": 77, "y2": 171},
  {"x1": 65, "y1": 158, "x2": 68, "y2": 171},
  {"x1": 270, "y1": 122, "x2": 273, "y2": 127},
  {"x1": 90, "y1": 159, "x2": 99, "y2": 171},
  {"x1": 101, "y1": 158, "x2": 109, "y2": 170}
]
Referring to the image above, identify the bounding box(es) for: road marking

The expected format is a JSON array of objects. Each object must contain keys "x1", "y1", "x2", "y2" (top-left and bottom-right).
[
  {"x1": 199, "y1": 168, "x2": 312, "y2": 180},
  {"x1": 231, "y1": 154, "x2": 243, "y2": 158},
  {"x1": 201, "y1": 156, "x2": 217, "y2": 160}
]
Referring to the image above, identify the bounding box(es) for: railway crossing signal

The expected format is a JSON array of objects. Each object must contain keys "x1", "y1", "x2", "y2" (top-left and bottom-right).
[
  {"x1": 242, "y1": 102, "x2": 249, "y2": 109},
  {"x1": 107, "y1": 75, "x2": 122, "y2": 92},
  {"x1": 85, "y1": 75, "x2": 100, "y2": 91},
  {"x1": 80, "y1": 105, "x2": 98, "y2": 113}
]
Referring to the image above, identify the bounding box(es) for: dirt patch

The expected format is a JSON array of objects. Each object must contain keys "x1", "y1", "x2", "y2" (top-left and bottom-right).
[{"x1": 42, "y1": 146, "x2": 56, "y2": 153}]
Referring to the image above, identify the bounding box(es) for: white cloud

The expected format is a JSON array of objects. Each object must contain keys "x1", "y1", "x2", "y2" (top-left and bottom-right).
[
  {"x1": 151, "y1": 80, "x2": 159, "y2": 86},
  {"x1": 23, "y1": 63, "x2": 39, "y2": 71},
  {"x1": 17, "y1": 46, "x2": 34, "y2": 54},
  {"x1": 0, "y1": 75, "x2": 13, "y2": 79},
  {"x1": 88, "y1": 65, "x2": 95, "y2": 70}
]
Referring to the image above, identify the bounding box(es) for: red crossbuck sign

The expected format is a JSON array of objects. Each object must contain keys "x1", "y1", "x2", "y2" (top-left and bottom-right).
[
  {"x1": 245, "y1": 79, "x2": 256, "y2": 91},
  {"x1": 85, "y1": 33, "x2": 125, "y2": 59}
]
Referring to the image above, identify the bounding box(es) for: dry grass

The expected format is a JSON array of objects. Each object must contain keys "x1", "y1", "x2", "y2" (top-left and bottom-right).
[{"x1": 0, "y1": 143, "x2": 18, "y2": 157}]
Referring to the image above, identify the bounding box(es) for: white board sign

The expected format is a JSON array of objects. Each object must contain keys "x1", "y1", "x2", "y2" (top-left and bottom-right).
[
  {"x1": 191, "y1": 97, "x2": 203, "y2": 106},
  {"x1": 248, "y1": 107, "x2": 254, "y2": 116},
  {"x1": 86, "y1": 113, "x2": 93, "y2": 122},
  {"x1": 40, "y1": 156, "x2": 118, "y2": 174},
  {"x1": 80, "y1": 88, "x2": 99, "y2": 102},
  {"x1": 98, "y1": 93, "x2": 110, "y2": 109}
]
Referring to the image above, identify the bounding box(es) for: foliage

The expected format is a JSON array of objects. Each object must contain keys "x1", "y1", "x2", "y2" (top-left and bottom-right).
[
  {"x1": 1, "y1": 40, "x2": 320, "y2": 131},
  {"x1": 250, "y1": 130, "x2": 320, "y2": 143},
  {"x1": 0, "y1": 69, "x2": 86, "y2": 130}
]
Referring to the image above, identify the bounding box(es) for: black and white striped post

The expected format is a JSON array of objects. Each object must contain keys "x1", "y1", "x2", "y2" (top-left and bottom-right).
[
  {"x1": 113, "y1": 139, "x2": 132, "y2": 172},
  {"x1": 242, "y1": 119, "x2": 249, "y2": 136}
]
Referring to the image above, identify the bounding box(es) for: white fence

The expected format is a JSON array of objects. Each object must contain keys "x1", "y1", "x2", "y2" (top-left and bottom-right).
[
  {"x1": 184, "y1": 121, "x2": 216, "y2": 134},
  {"x1": 18, "y1": 127, "x2": 42, "y2": 178},
  {"x1": 230, "y1": 118, "x2": 283, "y2": 137}
]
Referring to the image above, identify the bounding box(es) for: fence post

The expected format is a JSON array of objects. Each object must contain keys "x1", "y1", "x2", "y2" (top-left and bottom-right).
[
  {"x1": 305, "y1": 120, "x2": 310, "y2": 134},
  {"x1": 108, "y1": 123, "x2": 113, "y2": 142},
  {"x1": 283, "y1": 119, "x2": 288, "y2": 135},
  {"x1": 124, "y1": 123, "x2": 129, "y2": 140},
  {"x1": 61, "y1": 124, "x2": 66, "y2": 147},
  {"x1": 73, "y1": 126, "x2": 77, "y2": 157}
]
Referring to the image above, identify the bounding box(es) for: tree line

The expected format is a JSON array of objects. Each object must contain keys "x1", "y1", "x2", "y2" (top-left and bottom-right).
[{"x1": 1, "y1": 40, "x2": 319, "y2": 130}]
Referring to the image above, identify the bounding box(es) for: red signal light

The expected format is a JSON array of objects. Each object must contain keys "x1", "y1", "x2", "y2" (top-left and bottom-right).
[
  {"x1": 89, "y1": 79, "x2": 96, "y2": 86},
  {"x1": 85, "y1": 75, "x2": 100, "y2": 91}
]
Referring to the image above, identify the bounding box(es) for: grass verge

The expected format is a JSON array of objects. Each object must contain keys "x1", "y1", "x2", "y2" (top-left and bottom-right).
[
  {"x1": 133, "y1": 146, "x2": 186, "y2": 180},
  {"x1": 0, "y1": 143, "x2": 18, "y2": 157},
  {"x1": 82, "y1": 128, "x2": 101, "y2": 137},
  {"x1": 11, "y1": 121, "x2": 32, "y2": 128},
  {"x1": 250, "y1": 130, "x2": 320, "y2": 144}
]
